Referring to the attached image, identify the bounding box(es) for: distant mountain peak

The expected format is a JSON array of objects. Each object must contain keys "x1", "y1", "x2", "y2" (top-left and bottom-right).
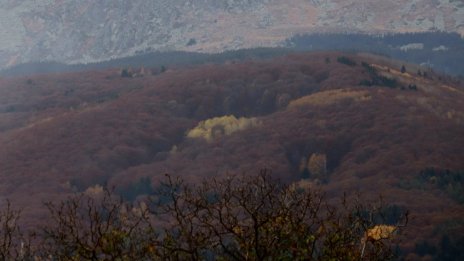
[{"x1": 0, "y1": 0, "x2": 463, "y2": 69}]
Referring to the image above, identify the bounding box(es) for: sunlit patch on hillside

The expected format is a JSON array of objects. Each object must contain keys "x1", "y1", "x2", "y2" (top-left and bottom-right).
[
  {"x1": 395, "y1": 94, "x2": 464, "y2": 124},
  {"x1": 288, "y1": 89, "x2": 371, "y2": 108},
  {"x1": 186, "y1": 115, "x2": 261, "y2": 142}
]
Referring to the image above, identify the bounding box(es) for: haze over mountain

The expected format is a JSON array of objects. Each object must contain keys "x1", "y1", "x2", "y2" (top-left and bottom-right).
[{"x1": 1, "y1": 0, "x2": 463, "y2": 69}]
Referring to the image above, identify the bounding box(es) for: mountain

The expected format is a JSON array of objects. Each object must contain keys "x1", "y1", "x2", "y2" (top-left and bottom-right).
[
  {"x1": 1, "y1": 0, "x2": 463, "y2": 69},
  {"x1": 0, "y1": 52, "x2": 463, "y2": 258}
]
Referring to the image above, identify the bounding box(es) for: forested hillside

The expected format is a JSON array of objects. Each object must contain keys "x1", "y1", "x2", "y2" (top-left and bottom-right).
[{"x1": 0, "y1": 52, "x2": 463, "y2": 259}]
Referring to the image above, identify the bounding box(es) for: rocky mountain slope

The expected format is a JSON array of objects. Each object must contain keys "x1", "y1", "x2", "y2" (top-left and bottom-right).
[{"x1": 1, "y1": 0, "x2": 463, "y2": 69}]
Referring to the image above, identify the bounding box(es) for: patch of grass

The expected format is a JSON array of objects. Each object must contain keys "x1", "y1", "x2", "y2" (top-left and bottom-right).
[{"x1": 288, "y1": 89, "x2": 370, "y2": 108}]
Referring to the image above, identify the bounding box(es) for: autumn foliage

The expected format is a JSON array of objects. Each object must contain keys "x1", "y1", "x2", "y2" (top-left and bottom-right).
[{"x1": 0, "y1": 52, "x2": 463, "y2": 259}]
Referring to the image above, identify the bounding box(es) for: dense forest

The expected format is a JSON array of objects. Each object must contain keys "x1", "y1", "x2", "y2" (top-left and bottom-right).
[
  {"x1": 287, "y1": 32, "x2": 464, "y2": 77},
  {"x1": 2, "y1": 32, "x2": 464, "y2": 79},
  {"x1": 0, "y1": 48, "x2": 293, "y2": 77},
  {"x1": 0, "y1": 52, "x2": 463, "y2": 260}
]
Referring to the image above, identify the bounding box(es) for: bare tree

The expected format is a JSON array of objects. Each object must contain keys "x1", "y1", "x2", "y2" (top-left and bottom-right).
[
  {"x1": 152, "y1": 170, "x2": 406, "y2": 260},
  {"x1": 0, "y1": 200, "x2": 35, "y2": 261},
  {"x1": 0, "y1": 200, "x2": 21, "y2": 260},
  {"x1": 39, "y1": 189, "x2": 156, "y2": 260},
  {"x1": 1, "y1": 171, "x2": 406, "y2": 260}
]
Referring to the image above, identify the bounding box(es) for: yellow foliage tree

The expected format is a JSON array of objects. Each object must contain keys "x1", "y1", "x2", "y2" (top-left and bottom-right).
[
  {"x1": 361, "y1": 225, "x2": 399, "y2": 258},
  {"x1": 186, "y1": 115, "x2": 260, "y2": 142},
  {"x1": 307, "y1": 153, "x2": 327, "y2": 180}
]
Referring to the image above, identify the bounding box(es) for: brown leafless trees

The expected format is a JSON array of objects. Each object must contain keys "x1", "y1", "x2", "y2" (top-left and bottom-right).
[
  {"x1": 0, "y1": 201, "x2": 34, "y2": 261},
  {"x1": 1, "y1": 171, "x2": 406, "y2": 260},
  {"x1": 151, "y1": 171, "x2": 405, "y2": 260},
  {"x1": 39, "y1": 190, "x2": 155, "y2": 260}
]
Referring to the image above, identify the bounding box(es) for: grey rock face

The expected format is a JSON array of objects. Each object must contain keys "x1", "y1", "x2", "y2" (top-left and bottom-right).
[{"x1": 0, "y1": 0, "x2": 463, "y2": 68}]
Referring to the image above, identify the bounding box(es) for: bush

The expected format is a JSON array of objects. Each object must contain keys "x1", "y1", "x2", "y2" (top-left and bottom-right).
[
  {"x1": 120, "y1": 68, "x2": 133, "y2": 78},
  {"x1": 359, "y1": 62, "x2": 399, "y2": 88},
  {"x1": 337, "y1": 56, "x2": 357, "y2": 67}
]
